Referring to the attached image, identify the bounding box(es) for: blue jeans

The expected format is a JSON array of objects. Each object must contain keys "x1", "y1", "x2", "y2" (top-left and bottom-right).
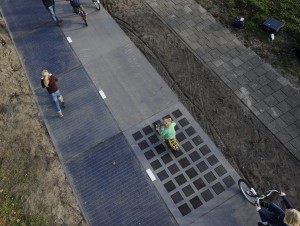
[
  {"x1": 50, "y1": 90, "x2": 63, "y2": 112},
  {"x1": 46, "y1": 4, "x2": 58, "y2": 23},
  {"x1": 259, "y1": 202, "x2": 285, "y2": 224}
]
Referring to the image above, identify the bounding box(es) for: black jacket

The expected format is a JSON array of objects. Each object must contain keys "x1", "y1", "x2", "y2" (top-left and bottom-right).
[{"x1": 42, "y1": 0, "x2": 54, "y2": 7}]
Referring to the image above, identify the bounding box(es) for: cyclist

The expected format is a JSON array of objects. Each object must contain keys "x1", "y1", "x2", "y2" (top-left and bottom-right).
[
  {"x1": 256, "y1": 192, "x2": 300, "y2": 226},
  {"x1": 156, "y1": 118, "x2": 176, "y2": 141},
  {"x1": 66, "y1": 0, "x2": 85, "y2": 15}
]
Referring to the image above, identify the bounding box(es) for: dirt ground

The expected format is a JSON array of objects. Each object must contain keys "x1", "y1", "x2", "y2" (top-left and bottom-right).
[{"x1": 0, "y1": 0, "x2": 299, "y2": 224}]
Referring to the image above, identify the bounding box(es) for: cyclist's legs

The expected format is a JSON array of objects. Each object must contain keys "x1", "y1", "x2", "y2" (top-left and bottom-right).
[{"x1": 268, "y1": 202, "x2": 285, "y2": 216}]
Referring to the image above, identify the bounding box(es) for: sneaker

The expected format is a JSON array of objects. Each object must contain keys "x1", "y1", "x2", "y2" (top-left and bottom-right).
[
  {"x1": 257, "y1": 222, "x2": 269, "y2": 226},
  {"x1": 58, "y1": 111, "x2": 63, "y2": 118},
  {"x1": 61, "y1": 102, "x2": 65, "y2": 108}
]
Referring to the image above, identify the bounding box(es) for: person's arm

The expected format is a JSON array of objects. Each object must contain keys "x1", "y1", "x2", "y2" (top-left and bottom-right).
[{"x1": 280, "y1": 193, "x2": 293, "y2": 209}]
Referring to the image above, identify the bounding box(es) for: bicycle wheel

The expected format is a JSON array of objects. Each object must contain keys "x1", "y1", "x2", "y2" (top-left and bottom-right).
[
  {"x1": 238, "y1": 179, "x2": 257, "y2": 205},
  {"x1": 93, "y1": 0, "x2": 101, "y2": 10}
]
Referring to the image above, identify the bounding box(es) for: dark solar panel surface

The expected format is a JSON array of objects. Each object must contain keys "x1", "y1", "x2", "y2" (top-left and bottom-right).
[{"x1": 66, "y1": 134, "x2": 175, "y2": 226}]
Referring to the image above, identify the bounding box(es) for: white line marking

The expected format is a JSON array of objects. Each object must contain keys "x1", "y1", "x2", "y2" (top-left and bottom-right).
[
  {"x1": 146, "y1": 169, "x2": 156, "y2": 181},
  {"x1": 67, "y1": 37, "x2": 72, "y2": 43},
  {"x1": 99, "y1": 90, "x2": 106, "y2": 99}
]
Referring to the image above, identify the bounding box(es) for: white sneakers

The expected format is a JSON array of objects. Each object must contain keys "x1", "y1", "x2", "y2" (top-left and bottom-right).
[{"x1": 58, "y1": 111, "x2": 63, "y2": 118}]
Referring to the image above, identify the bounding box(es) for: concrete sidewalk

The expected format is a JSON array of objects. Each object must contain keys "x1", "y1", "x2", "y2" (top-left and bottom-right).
[
  {"x1": 146, "y1": 0, "x2": 300, "y2": 161},
  {"x1": 1, "y1": 0, "x2": 261, "y2": 225}
]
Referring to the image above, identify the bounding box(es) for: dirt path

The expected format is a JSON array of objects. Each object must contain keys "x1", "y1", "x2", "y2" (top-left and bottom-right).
[
  {"x1": 102, "y1": 0, "x2": 300, "y2": 207},
  {"x1": 0, "y1": 16, "x2": 86, "y2": 225}
]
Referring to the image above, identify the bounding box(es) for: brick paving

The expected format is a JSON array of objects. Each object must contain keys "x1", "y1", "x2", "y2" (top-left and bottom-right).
[{"x1": 146, "y1": 0, "x2": 300, "y2": 161}]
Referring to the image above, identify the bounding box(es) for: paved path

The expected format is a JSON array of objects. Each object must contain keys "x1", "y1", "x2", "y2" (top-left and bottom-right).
[
  {"x1": 0, "y1": 0, "x2": 269, "y2": 225},
  {"x1": 146, "y1": 0, "x2": 300, "y2": 161}
]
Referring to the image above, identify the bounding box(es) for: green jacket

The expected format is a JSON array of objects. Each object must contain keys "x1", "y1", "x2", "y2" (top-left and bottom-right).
[{"x1": 159, "y1": 122, "x2": 176, "y2": 140}]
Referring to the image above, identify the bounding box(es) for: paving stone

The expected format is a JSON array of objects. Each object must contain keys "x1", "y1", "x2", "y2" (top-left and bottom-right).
[
  {"x1": 285, "y1": 124, "x2": 300, "y2": 139},
  {"x1": 260, "y1": 85, "x2": 274, "y2": 96},
  {"x1": 281, "y1": 85, "x2": 296, "y2": 97},
  {"x1": 251, "y1": 90, "x2": 265, "y2": 102},
  {"x1": 265, "y1": 70, "x2": 280, "y2": 80},
  {"x1": 244, "y1": 70, "x2": 258, "y2": 81},
  {"x1": 276, "y1": 130, "x2": 293, "y2": 143},
  {"x1": 273, "y1": 90, "x2": 287, "y2": 102},
  {"x1": 290, "y1": 107, "x2": 300, "y2": 120},
  {"x1": 261, "y1": 63, "x2": 273, "y2": 72},
  {"x1": 224, "y1": 71, "x2": 238, "y2": 81},
  {"x1": 231, "y1": 57, "x2": 243, "y2": 67},
  {"x1": 217, "y1": 46, "x2": 230, "y2": 55},
  {"x1": 212, "y1": 58, "x2": 224, "y2": 67},
  {"x1": 296, "y1": 120, "x2": 300, "y2": 130},
  {"x1": 272, "y1": 118, "x2": 288, "y2": 131},
  {"x1": 254, "y1": 66, "x2": 267, "y2": 76},
  {"x1": 227, "y1": 80, "x2": 241, "y2": 91},
  {"x1": 253, "y1": 101, "x2": 269, "y2": 114},
  {"x1": 277, "y1": 76, "x2": 290, "y2": 86},
  {"x1": 267, "y1": 107, "x2": 282, "y2": 119},
  {"x1": 258, "y1": 111, "x2": 274, "y2": 124},
  {"x1": 281, "y1": 112, "x2": 297, "y2": 125},
  {"x1": 285, "y1": 96, "x2": 300, "y2": 108},
  {"x1": 264, "y1": 95, "x2": 279, "y2": 107},
  {"x1": 268, "y1": 80, "x2": 283, "y2": 92},
  {"x1": 276, "y1": 101, "x2": 292, "y2": 114},
  {"x1": 236, "y1": 76, "x2": 250, "y2": 86},
  {"x1": 290, "y1": 136, "x2": 300, "y2": 150},
  {"x1": 171, "y1": 191, "x2": 184, "y2": 204},
  {"x1": 210, "y1": 49, "x2": 222, "y2": 58},
  {"x1": 256, "y1": 75, "x2": 271, "y2": 86},
  {"x1": 228, "y1": 49, "x2": 241, "y2": 58},
  {"x1": 242, "y1": 62, "x2": 254, "y2": 71},
  {"x1": 248, "y1": 80, "x2": 263, "y2": 90},
  {"x1": 284, "y1": 142, "x2": 298, "y2": 155},
  {"x1": 233, "y1": 66, "x2": 247, "y2": 76},
  {"x1": 250, "y1": 57, "x2": 263, "y2": 67}
]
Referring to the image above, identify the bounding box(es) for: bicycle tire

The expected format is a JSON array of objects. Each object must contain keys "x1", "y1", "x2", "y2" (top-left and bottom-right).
[
  {"x1": 93, "y1": 0, "x2": 101, "y2": 10},
  {"x1": 238, "y1": 179, "x2": 257, "y2": 205}
]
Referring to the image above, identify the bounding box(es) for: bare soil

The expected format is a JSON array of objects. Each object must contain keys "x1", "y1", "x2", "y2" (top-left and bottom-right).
[{"x1": 0, "y1": 0, "x2": 299, "y2": 224}]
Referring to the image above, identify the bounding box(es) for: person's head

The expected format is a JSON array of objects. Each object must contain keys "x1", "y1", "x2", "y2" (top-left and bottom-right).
[
  {"x1": 284, "y1": 209, "x2": 300, "y2": 226},
  {"x1": 42, "y1": 70, "x2": 51, "y2": 87},
  {"x1": 164, "y1": 118, "x2": 172, "y2": 128}
]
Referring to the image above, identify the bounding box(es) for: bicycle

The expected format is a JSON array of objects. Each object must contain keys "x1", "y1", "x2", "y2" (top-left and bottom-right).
[
  {"x1": 238, "y1": 179, "x2": 280, "y2": 206},
  {"x1": 92, "y1": 0, "x2": 101, "y2": 10},
  {"x1": 153, "y1": 120, "x2": 181, "y2": 152}
]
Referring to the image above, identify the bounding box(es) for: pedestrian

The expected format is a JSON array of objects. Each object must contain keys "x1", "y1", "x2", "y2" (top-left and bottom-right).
[
  {"x1": 41, "y1": 0, "x2": 63, "y2": 26},
  {"x1": 41, "y1": 70, "x2": 65, "y2": 118},
  {"x1": 256, "y1": 192, "x2": 300, "y2": 226}
]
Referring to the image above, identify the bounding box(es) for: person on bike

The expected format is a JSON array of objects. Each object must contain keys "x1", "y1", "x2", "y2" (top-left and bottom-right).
[
  {"x1": 67, "y1": 0, "x2": 85, "y2": 15},
  {"x1": 156, "y1": 118, "x2": 176, "y2": 141},
  {"x1": 256, "y1": 192, "x2": 300, "y2": 226}
]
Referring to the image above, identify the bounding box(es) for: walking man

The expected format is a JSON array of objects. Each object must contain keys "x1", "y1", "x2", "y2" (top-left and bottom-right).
[
  {"x1": 41, "y1": 70, "x2": 65, "y2": 117},
  {"x1": 41, "y1": 0, "x2": 63, "y2": 26}
]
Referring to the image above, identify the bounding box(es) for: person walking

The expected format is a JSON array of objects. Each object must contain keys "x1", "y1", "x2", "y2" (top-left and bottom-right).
[
  {"x1": 41, "y1": 0, "x2": 63, "y2": 26},
  {"x1": 41, "y1": 70, "x2": 65, "y2": 117}
]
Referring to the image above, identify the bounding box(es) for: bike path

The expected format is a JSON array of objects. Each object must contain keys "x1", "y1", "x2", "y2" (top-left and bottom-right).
[{"x1": 1, "y1": 0, "x2": 259, "y2": 225}]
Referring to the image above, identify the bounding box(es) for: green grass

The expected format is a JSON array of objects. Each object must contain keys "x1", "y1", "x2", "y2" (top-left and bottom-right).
[{"x1": 195, "y1": 0, "x2": 300, "y2": 80}]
